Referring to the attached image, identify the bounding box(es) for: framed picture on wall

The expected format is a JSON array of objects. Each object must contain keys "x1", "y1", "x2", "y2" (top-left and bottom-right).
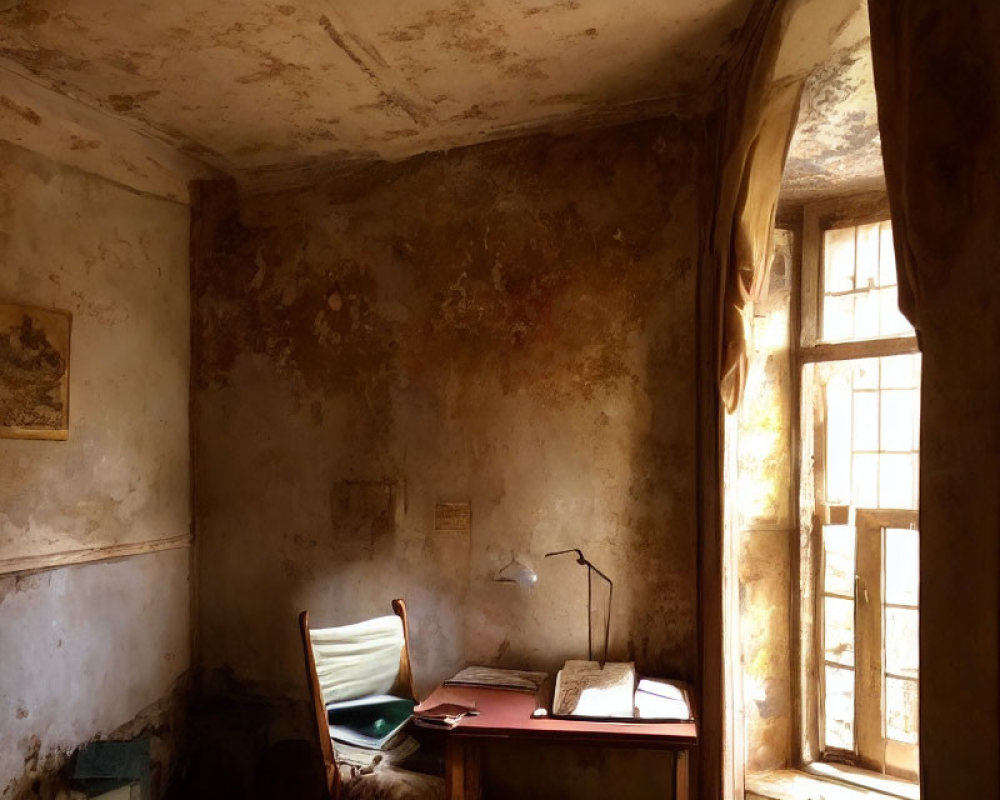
[{"x1": 0, "y1": 302, "x2": 71, "y2": 440}]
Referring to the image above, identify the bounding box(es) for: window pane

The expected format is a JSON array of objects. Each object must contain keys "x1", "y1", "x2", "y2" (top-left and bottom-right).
[
  {"x1": 879, "y1": 221, "x2": 897, "y2": 286},
  {"x1": 825, "y1": 596, "x2": 855, "y2": 667},
  {"x1": 886, "y1": 677, "x2": 919, "y2": 744},
  {"x1": 826, "y1": 373, "x2": 852, "y2": 504},
  {"x1": 825, "y1": 665, "x2": 855, "y2": 751},
  {"x1": 823, "y1": 293, "x2": 855, "y2": 342},
  {"x1": 886, "y1": 528, "x2": 920, "y2": 607},
  {"x1": 853, "y1": 391, "x2": 879, "y2": 451},
  {"x1": 881, "y1": 389, "x2": 916, "y2": 452},
  {"x1": 886, "y1": 607, "x2": 920, "y2": 678},
  {"x1": 881, "y1": 353, "x2": 920, "y2": 389},
  {"x1": 854, "y1": 289, "x2": 879, "y2": 340},
  {"x1": 852, "y1": 453, "x2": 878, "y2": 508},
  {"x1": 879, "y1": 287, "x2": 912, "y2": 337},
  {"x1": 853, "y1": 358, "x2": 879, "y2": 390},
  {"x1": 825, "y1": 227, "x2": 856, "y2": 293},
  {"x1": 880, "y1": 454, "x2": 916, "y2": 509},
  {"x1": 855, "y1": 222, "x2": 880, "y2": 289},
  {"x1": 824, "y1": 524, "x2": 856, "y2": 596}
]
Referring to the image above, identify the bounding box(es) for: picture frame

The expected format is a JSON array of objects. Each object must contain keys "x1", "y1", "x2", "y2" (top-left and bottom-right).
[{"x1": 0, "y1": 302, "x2": 72, "y2": 440}]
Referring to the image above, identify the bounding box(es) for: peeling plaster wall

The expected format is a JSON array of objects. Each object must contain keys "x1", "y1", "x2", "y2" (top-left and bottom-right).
[
  {"x1": 725, "y1": 228, "x2": 794, "y2": 777},
  {"x1": 193, "y1": 117, "x2": 706, "y2": 706},
  {"x1": 0, "y1": 140, "x2": 192, "y2": 796}
]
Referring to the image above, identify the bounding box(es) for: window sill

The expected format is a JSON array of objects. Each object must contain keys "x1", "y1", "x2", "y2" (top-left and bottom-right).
[{"x1": 747, "y1": 766, "x2": 918, "y2": 800}]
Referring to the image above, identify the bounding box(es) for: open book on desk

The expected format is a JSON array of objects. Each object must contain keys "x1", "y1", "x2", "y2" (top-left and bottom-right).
[{"x1": 551, "y1": 660, "x2": 693, "y2": 722}]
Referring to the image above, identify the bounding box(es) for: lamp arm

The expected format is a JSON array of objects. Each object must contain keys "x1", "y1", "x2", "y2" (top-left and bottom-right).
[
  {"x1": 544, "y1": 548, "x2": 586, "y2": 564},
  {"x1": 544, "y1": 548, "x2": 614, "y2": 666}
]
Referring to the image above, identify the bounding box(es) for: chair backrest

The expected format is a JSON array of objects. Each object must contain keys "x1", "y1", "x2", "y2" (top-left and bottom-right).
[{"x1": 299, "y1": 600, "x2": 416, "y2": 800}]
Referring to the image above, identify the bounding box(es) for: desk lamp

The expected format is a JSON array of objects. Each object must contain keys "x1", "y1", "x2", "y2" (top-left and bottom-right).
[
  {"x1": 494, "y1": 557, "x2": 538, "y2": 588},
  {"x1": 544, "y1": 548, "x2": 613, "y2": 667}
]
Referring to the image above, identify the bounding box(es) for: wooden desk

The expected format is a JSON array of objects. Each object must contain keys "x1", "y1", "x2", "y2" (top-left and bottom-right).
[{"x1": 418, "y1": 685, "x2": 697, "y2": 800}]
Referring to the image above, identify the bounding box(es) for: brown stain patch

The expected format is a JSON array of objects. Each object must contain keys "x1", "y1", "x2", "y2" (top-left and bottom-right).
[
  {"x1": 524, "y1": 0, "x2": 581, "y2": 16},
  {"x1": 101, "y1": 50, "x2": 153, "y2": 75},
  {"x1": 380, "y1": 2, "x2": 509, "y2": 65},
  {"x1": 0, "y1": 2, "x2": 51, "y2": 27},
  {"x1": 500, "y1": 58, "x2": 549, "y2": 81},
  {"x1": 106, "y1": 90, "x2": 160, "y2": 113},
  {"x1": 236, "y1": 142, "x2": 270, "y2": 157},
  {"x1": 0, "y1": 95, "x2": 41, "y2": 125},
  {"x1": 531, "y1": 92, "x2": 590, "y2": 106},
  {"x1": 235, "y1": 55, "x2": 307, "y2": 85},
  {"x1": 448, "y1": 104, "x2": 496, "y2": 122},
  {"x1": 0, "y1": 46, "x2": 88, "y2": 72},
  {"x1": 381, "y1": 128, "x2": 420, "y2": 141},
  {"x1": 69, "y1": 135, "x2": 101, "y2": 151}
]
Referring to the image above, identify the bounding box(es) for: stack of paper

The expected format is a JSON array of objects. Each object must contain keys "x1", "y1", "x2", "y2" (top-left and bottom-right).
[{"x1": 443, "y1": 666, "x2": 548, "y2": 693}]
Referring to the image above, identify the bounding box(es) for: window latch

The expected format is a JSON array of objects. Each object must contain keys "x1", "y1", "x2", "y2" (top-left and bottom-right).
[{"x1": 855, "y1": 574, "x2": 869, "y2": 604}]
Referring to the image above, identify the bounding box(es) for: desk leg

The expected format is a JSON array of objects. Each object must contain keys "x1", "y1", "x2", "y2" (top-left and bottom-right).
[
  {"x1": 445, "y1": 739, "x2": 482, "y2": 800},
  {"x1": 674, "y1": 749, "x2": 690, "y2": 800}
]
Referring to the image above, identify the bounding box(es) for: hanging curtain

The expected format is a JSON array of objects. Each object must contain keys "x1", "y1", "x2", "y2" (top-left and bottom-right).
[
  {"x1": 868, "y1": 2, "x2": 1000, "y2": 796},
  {"x1": 714, "y1": 0, "x2": 802, "y2": 413},
  {"x1": 868, "y1": 1, "x2": 1000, "y2": 333}
]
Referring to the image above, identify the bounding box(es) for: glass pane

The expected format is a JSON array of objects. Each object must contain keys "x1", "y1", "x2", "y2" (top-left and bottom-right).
[
  {"x1": 886, "y1": 607, "x2": 920, "y2": 678},
  {"x1": 825, "y1": 227, "x2": 856, "y2": 293},
  {"x1": 826, "y1": 373, "x2": 852, "y2": 504},
  {"x1": 881, "y1": 389, "x2": 915, "y2": 451},
  {"x1": 879, "y1": 221, "x2": 897, "y2": 286},
  {"x1": 823, "y1": 293, "x2": 855, "y2": 342},
  {"x1": 886, "y1": 677, "x2": 919, "y2": 744},
  {"x1": 825, "y1": 596, "x2": 855, "y2": 666},
  {"x1": 880, "y1": 454, "x2": 916, "y2": 509},
  {"x1": 854, "y1": 358, "x2": 879, "y2": 390},
  {"x1": 881, "y1": 353, "x2": 920, "y2": 390},
  {"x1": 854, "y1": 289, "x2": 879, "y2": 340},
  {"x1": 825, "y1": 665, "x2": 855, "y2": 751},
  {"x1": 855, "y1": 222, "x2": 881, "y2": 289},
  {"x1": 853, "y1": 453, "x2": 878, "y2": 508},
  {"x1": 853, "y1": 391, "x2": 879, "y2": 451},
  {"x1": 824, "y1": 524, "x2": 856, "y2": 596},
  {"x1": 886, "y1": 527, "x2": 919, "y2": 606},
  {"x1": 879, "y1": 286, "x2": 912, "y2": 337}
]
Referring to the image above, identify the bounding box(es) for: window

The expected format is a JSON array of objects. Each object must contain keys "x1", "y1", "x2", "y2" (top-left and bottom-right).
[{"x1": 799, "y1": 205, "x2": 920, "y2": 783}]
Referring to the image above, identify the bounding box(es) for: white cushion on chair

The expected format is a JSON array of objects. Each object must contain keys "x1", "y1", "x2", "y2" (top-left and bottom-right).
[{"x1": 309, "y1": 614, "x2": 406, "y2": 704}]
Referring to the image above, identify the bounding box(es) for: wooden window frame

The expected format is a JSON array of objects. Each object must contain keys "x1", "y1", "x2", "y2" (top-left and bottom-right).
[{"x1": 795, "y1": 194, "x2": 920, "y2": 783}]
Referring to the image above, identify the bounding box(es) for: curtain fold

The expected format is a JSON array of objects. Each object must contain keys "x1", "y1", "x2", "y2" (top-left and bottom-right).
[
  {"x1": 869, "y1": 1, "x2": 1000, "y2": 333},
  {"x1": 714, "y1": 0, "x2": 802, "y2": 413},
  {"x1": 868, "y1": 2, "x2": 1000, "y2": 795}
]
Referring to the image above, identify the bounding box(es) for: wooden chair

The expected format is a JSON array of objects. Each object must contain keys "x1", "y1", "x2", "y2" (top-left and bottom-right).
[{"x1": 299, "y1": 600, "x2": 442, "y2": 800}]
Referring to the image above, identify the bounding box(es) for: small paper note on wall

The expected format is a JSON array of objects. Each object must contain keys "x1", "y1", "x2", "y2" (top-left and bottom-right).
[{"x1": 435, "y1": 502, "x2": 471, "y2": 534}]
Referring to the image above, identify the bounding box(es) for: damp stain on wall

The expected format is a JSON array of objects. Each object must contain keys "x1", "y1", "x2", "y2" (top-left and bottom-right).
[{"x1": 193, "y1": 117, "x2": 707, "y2": 705}]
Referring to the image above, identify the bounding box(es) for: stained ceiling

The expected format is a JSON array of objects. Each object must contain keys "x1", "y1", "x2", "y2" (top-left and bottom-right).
[
  {"x1": 0, "y1": 0, "x2": 755, "y2": 189},
  {"x1": 780, "y1": 2, "x2": 884, "y2": 203}
]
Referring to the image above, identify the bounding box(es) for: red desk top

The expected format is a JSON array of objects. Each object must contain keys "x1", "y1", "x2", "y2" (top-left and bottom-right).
[{"x1": 417, "y1": 685, "x2": 697, "y2": 749}]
